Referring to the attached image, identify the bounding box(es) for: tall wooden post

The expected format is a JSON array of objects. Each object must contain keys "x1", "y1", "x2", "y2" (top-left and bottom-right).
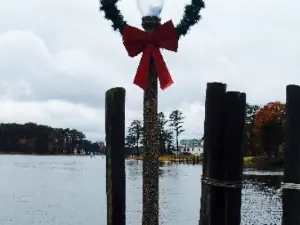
[
  {"x1": 223, "y1": 91, "x2": 246, "y2": 225},
  {"x1": 105, "y1": 87, "x2": 126, "y2": 225},
  {"x1": 141, "y1": 16, "x2": 160, "y2": 225},
  {"x1": 282, "y1": 85, "x2": 300, "y2": 225},
  {"x1": 199, "y1": 82, "x2": 227, "y2": 225}
]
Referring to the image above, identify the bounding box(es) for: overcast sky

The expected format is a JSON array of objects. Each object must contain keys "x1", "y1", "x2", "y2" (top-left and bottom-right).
[{"x1": 0, "y1": 0, "x2": 299, "y2": 141}]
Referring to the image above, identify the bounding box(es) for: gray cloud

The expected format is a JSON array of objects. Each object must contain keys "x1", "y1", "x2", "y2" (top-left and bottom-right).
[{"x1": 0, "y1": 0, "x2": 299, "y2": 141}]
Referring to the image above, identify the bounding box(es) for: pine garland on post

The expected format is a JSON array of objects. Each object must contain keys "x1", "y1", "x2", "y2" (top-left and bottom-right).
[{"x1": 99, "y1": 0, "x2": 205, "y2": 38}]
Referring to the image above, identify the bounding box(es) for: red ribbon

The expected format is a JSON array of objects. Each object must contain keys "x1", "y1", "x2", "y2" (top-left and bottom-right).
[{"x1": 122, "y1": 20, "x2": 178, "y2": 91}]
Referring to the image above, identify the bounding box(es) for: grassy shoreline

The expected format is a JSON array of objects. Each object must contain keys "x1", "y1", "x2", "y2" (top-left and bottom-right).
[
  {"x1": 127, "y1": 155, "x2": 283, "y2": 169},
  {"x1": 128, "y1": 154, "x2": 202, "y2": 162}
]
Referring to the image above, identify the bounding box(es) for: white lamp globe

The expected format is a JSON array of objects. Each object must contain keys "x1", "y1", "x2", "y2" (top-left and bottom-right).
[{"x1": 136, "y1": 0, "x2": 164, "y2": 18}]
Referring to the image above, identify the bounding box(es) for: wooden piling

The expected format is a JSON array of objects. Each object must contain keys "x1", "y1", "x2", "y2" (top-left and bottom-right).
[
  {"x1": 282, "y1": 85, "x2": 300, "y2": 225},
  {"x1": 105, "y1": 87, "x2": 126, "y2": 225},
  {"x1": 223, "y1": 91, "x2": 246, "y2": 225},
  {"x1": 199, "y1": 82, "x2": 227, "y2": 225}
]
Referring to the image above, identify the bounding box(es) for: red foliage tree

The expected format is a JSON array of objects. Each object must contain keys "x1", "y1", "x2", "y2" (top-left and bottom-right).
[
  {"x1": 253, "y1": 101, "x2": 285, "y2": 158},
  {"x1": 254, "y1": 101, "x2": 285, "y2": 133}
]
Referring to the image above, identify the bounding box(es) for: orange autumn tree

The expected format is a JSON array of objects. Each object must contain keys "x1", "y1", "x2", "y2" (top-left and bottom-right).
[{"x1": 253, "y1": 101, "x2": 285, "y2": 159}]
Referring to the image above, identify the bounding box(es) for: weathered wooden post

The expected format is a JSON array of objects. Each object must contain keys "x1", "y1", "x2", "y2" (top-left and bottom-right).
[
  {"x1": 282, "y1": 85, "x2": 300, "y2": 225},
  {"x1": 223, "y1": 91, "x2": 246, "y2": 225},
  {"x1": 105, "y1": 87, "x2": 126, "y2": 225},
  {"x1": 141, "y1": 16, "x2": 160, "y2": 225},
  {"x1": 199, "y1": 82, "x2": 227, "y2": 225}
]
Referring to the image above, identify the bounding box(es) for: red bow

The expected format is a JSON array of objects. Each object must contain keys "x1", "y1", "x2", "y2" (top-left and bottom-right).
[{"x1": 122, "y1": 20, "x2": 178, "y2": 91}]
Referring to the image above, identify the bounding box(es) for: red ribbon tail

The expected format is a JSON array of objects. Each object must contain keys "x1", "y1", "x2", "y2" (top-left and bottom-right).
[
  {"x1": 153, "y1": 49, "x2": 174, "y2": 90},
  {"x1": 160, "y1": 77, "x2": 174, "y2": 91},
  {"x1": 133, "y1": 48, "x2": 151, "y2": 91}
]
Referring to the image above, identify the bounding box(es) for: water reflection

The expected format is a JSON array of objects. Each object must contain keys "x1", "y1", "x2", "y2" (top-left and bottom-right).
[
  {"x1": 126, "y1": 160, "x2": 141, "y2": 178},
  {"x1": 241, "y1": 170, "x2": 282, "y2": 224},
  {"x1": 244, "y1": 174, "x2": 283, "y2": 189},
  {"x1": 0, "y1": 156, "x2": 284, "y2": 225},
  {"x1": 126, "y1": 161, "x2": 283, "y2": 225}
]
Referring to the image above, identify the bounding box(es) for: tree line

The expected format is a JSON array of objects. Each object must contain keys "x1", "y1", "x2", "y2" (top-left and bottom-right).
[
  {"x1": 0, "y1": 101, "x2": 285, "y2": 159},
  {"x1": 125, "y1": 109, "x2": 185, "y2": 156},
  {"x1": 126, "y1": 102, "x2": 286, "y2": 161},
  {"x1": 0, "y1": 122, "x2": 105, "y2": 155}
]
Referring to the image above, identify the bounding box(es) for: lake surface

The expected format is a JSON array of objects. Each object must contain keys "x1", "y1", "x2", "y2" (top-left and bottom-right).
[{"x1": 0, "y1": 155, "x2": 282, "y2": 225}]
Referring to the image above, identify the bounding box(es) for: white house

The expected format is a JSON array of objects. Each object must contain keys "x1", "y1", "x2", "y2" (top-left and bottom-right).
[{"x1": 179, "y1": 139, "x2": 203, "y2": 155}]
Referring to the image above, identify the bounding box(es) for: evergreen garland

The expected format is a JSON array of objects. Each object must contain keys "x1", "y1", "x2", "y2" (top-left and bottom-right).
[
  {"x1": 176, "y1": 0, "x2": 205, "y2": 38},
  {"x1": 99, "y1": 0, "x2": 205, "y2": 38}
]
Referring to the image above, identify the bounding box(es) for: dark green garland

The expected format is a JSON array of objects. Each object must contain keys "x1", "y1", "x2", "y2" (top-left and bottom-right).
[{"x1": 99, "y1": 0, "x2": 205, "y2": 39}]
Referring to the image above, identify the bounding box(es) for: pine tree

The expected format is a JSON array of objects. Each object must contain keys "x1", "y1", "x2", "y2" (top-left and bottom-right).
[
  {"x1": 125, "y1": 120, "x2": 143, "y2": 156},
  {"x1": 169, "y1": 110, "x2": 185, "y2": 155},
  {"x1": 157, "y1": 112, "x2": 169, "y2": 155}
]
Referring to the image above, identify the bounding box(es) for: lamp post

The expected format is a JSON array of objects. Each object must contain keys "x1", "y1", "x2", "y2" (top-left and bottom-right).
[
  {"x1": 137, "y1": 2, "x2": 164, "y2": 225},
  {"x1": 99, "y1": 0, "x2": 205, "y2": 224}
]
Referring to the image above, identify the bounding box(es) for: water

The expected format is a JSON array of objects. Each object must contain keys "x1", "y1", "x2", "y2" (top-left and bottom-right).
[{"x1": 0, "y1": 155, "x2": 282, "y2": 225}]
